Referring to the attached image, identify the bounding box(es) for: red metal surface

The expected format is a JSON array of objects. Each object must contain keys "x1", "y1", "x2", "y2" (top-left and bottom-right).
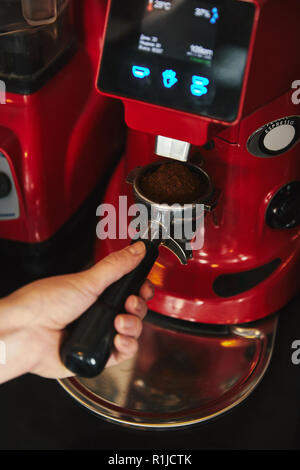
[
  {"x1": 0, "y1": 0, "x2": 123, "y2": 244},
  {"x1": 95, "y1": 0, "x2": 300, "y2": 324}
]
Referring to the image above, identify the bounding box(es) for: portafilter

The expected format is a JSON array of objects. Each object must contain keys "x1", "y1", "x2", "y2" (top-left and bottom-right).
[{"x1": 60, "y1": 161, "x2": 217, "y2": 378}]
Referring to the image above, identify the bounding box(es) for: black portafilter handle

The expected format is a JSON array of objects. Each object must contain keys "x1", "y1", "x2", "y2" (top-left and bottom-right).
[{"x1": 60, "y1": 239, "x2": 160, "y2": 378}]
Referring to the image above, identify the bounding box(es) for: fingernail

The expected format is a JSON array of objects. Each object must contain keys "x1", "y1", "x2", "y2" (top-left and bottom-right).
[
  {"x1": 123, "y1": 316, "x2": 135, "y2": 329},
  {"x1": 120, "y1": 336, "x2": 132, "y2": 348},
  {"x1": 119, "y1": 314, "x2": 135, "y2": 329},
  {"x1": 132, "y1": 296, "x2": 141, "y2": 310},
  {"x1": 147, "y1": 283, "x2": 155, "y2": 299},
  {"x1": 129, "y1": 242, "x2": 145, "y2": 256},
  {"x1": 135, "y1": 297, "x2": 143, "y2": 312}
]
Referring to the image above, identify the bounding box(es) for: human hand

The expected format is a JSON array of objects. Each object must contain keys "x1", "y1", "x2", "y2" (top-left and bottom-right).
[{"x1": 0, "y1": 242, "x2": 154, "y2": 383}]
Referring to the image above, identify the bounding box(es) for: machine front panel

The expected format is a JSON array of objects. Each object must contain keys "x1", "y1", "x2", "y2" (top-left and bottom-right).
[{"x1": 98, "y1": 0, "x2": 255, "y2": 122}]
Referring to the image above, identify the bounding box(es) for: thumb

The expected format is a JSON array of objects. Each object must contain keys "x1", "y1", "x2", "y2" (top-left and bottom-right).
[{"x1": 79, "y1": 241, "x2": 146, "y2": 298}]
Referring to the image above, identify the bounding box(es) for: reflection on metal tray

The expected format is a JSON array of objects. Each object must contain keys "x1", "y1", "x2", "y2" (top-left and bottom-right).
[{"x1": 59, "y1": 313, "x2": 278, "y2": 429}]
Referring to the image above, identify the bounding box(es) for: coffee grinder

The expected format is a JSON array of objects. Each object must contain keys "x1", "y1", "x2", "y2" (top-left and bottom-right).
[
  {"x1": 59, "y1": 0, "x2": 300, "y2": 427},
  {"x1": 0, "y1": 0, "x2": 124, "y2": 291}
]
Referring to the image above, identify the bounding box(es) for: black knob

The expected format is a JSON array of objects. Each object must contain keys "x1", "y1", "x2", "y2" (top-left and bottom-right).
[
  {"x1": 266, "y1": 182, "x2": 300, "y2": 229},
  {"x1": 0, "y1": 172, "x2": 12, "y2": 198}
]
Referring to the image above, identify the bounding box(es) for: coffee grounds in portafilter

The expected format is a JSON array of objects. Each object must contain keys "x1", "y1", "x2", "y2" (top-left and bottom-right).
[{"x1": 139, "y1": 162, "x2": 207, "y2": 205}]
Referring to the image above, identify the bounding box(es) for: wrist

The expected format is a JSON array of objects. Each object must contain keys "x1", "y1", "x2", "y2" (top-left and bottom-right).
[{"x1": 0, "y1": 299, "x2": 38, "y2": 384}]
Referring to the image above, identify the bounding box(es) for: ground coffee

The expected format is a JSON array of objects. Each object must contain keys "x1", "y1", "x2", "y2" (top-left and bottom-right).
[{"x1": 139, "y1": 162, "x2": 207, "y2": 204}]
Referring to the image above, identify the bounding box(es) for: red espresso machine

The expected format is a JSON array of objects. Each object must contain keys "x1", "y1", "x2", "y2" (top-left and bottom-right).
[
  {"x1": 60, "y1": 0, "x2": 300, "y2": 428},
  {"x1": 0, "y1": 0, "x2": 124, "y2": 293}
]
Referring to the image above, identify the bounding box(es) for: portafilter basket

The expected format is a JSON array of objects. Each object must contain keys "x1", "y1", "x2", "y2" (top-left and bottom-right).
[{"x1": 60, "y1": 161, "x2": 217, "y2": 379}]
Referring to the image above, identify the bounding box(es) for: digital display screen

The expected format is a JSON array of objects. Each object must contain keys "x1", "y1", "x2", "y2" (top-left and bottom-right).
[
  {"x1": 98, "y1": 0, "x2": 255, "y2": 122},
  {"x1": 138, "y1": 2, "x2": 219, "y2": 67}
]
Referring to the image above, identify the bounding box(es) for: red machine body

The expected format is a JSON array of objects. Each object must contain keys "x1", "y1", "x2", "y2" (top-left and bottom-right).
[
  {"x1": 0, "y1": 0, "x2": 123, "y2": 277},
  {"x1": 96, "y1": 0, "x2": 300, "y2": 325}
]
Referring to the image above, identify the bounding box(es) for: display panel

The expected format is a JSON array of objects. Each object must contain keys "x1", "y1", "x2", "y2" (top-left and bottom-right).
[{"x1": 98, "y1": 0, "x2": 255, "y2": 122}]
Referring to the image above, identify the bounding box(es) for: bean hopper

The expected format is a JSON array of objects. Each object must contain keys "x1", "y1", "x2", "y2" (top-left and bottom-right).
[{"x1": 59, "y1": 0, "x2": 300, "y2": 428}]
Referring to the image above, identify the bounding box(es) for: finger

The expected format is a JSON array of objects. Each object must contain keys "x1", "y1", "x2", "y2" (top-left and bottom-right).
[
  {"x1": 78, "y1": 242, "x2": 146, "y2": 297},
  {"x1": 115, "y1": 334, "x2": 139, "y2": 355},
  {"x1": 139, "y1": 279, "x2": 155, "y2": 302},
  {"x1": 124, "y1": 295, "x2": 148, "y2": 320},
  {"x1": 114, "y1": 313, "x2": 143, "y2": 338},
  {"x1": 106, "y1": 334, "x2": 139, "y2": 368},
  {"x1": 115, "y1": 334, "x2": 139, "y2": 358}
]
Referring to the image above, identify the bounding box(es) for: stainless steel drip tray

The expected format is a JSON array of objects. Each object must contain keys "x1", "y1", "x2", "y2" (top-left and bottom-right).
[{"x1": 59, "y1": 313, "x2": 278, "y2": 429}]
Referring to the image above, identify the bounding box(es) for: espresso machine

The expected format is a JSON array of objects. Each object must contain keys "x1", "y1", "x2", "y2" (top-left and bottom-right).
[
  {"x1": 0, "y1": 0, "x2": 124, "y2": 291},
  {"x1": 60, "y1": 0, "x2": 300, "y2": 428}
]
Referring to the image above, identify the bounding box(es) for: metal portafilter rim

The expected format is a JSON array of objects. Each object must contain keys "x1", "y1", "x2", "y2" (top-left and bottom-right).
[
  {"x1": 126, "y1": 160, "x2": 217, "y2": 265},
  {"x1": 127, "y1": 161, "x2": 215, "y2": 213}
]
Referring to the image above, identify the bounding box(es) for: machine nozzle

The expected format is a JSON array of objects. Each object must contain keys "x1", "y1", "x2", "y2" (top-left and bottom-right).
[{"x1": 155, "y1": 136, "x2": 191, "y2": 162}]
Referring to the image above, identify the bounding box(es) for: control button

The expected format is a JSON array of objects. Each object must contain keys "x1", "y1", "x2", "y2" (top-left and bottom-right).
[
  {"x1": 0, "y1": 172, "x2": 11, "y2": 199},
  {"x1": 0, "y1": 153, "x2": 19, "y2": 219},
  {"x1": 210, "y1": 7, "x2": 219, "y2": 24},
  {"x1": 266, "y1": 182, "x2": 300, "y2": 229},
  {"x1": 247, "y1": 116, "x2": 300, "y2": 158},
  {"x1": 263, "y1": 125, "x2": 296, "y2": 152},
  {"x1": 132, "y1": 66, "x2": 150, "y2": 79},
  {"x1": 190, "y1": 76, "x2": 210, "y2": 97},
  {"x1": 162, "y1": 70, "x2": 178, "y2": 88}
]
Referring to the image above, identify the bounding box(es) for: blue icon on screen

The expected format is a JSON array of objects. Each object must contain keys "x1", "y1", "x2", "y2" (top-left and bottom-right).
[
  {"x1": 210, "y1": 7, "x2": 219, "y2": 24},
  {"x1": 162, "y1": 70, "x2": 178, "y2": 88},
  {"x1": 190, "y1": 76, "x2": 210, "y2": 97},
  {"x1": 132, "y1": 66, "x2": 151, "y2": 79}
]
